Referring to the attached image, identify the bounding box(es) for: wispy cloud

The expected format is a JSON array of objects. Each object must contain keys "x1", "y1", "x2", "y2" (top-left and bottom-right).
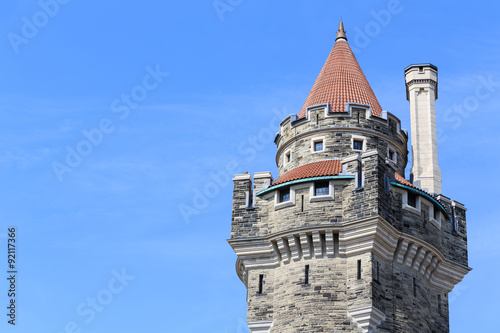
[{"x1": 0, "y1": 147, "x2": 58, "y2": 169}]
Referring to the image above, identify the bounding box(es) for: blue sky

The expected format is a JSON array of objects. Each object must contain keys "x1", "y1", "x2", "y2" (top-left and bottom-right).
[{"x1": 0, "y1": 0, "x2": 498, "y2": 332}]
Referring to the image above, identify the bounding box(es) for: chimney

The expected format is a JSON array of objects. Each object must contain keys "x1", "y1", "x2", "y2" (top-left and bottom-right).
[{"x1": 405, "y1": 64, "x2": 442, "y2": 195}]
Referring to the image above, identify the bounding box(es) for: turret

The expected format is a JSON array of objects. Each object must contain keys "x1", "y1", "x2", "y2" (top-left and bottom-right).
[
  {"x1": 405, "y1": 64, "x2": 442, "y2": 195},
  {"x1": 229, "y1": 23, "x2": 469, "y2": 333}
]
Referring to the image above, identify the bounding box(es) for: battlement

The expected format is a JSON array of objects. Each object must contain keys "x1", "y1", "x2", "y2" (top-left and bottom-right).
[
  {"x1": 228, "y1": 22, "x2": 469, "y2": 333},
  {"x1": 230, "y1": 162, "x2": 470, "y2": 332},
  {"x1": 231, "y1": 159, "x2": 468, "y2": 247},
  {"x1": 274, "y1": 104, "x2": 408, "y2": 178}
]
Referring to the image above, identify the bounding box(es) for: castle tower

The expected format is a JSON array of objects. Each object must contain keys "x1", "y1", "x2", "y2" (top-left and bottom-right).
[
  {"x1": 405, "y1": 64, "x2": 442, "y2": 195},
  {"x1": 229, "y1": 22, "x2": 470, "y2": 332}
]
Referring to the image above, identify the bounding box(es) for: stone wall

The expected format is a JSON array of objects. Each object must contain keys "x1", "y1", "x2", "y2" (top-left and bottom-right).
[
  {"x1": 230, "y1": 107, "x2": 468, "y2": 332},
  {"x1": 276, "y1": 106, "x2": 408, "y2": 178},
  {"x1": 372, "y1": 253, "x2": 450, "y2": 333}
]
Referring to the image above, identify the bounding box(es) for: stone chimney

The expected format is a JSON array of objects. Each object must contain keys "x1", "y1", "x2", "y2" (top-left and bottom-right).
[{"x1": 405, "y1": 64, "x2": 442, "y2": 195}]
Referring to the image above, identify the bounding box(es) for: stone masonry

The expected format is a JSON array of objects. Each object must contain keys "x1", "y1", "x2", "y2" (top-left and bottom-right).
[{"x1": 228, "y1": 22, "x2": 470, "y2": 333}]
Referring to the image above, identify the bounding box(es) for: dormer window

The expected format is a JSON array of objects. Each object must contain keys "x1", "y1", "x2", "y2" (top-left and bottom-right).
[
  {"x1": 407, "y1": 192, "x2": 417, "y2": 208},
  {"x1": 309, "y1": 180, "x2": 334, "y2": 202},
  {"x1": 430, "y1": 205, "x2": 442, "y2": 229},
  {"x1": 279, "y1": 188, "x2": 290, "y2": 203},
  {"x1": 314, "y1": 181, "x2": 329, "y2": 196},
  {"x1": 274, "y1": 186, "x2": 296, "y2": 210},
  {"x1": 402, "y1": 190, "x2": 421, "y2": 214}
]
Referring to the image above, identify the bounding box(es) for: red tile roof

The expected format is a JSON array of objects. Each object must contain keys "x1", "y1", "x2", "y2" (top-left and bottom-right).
[
  {"x1": 394, "y1": 172, "x2": 450, "y2": 216},
  {"x1": 298, "y1": 39, "x2": 383, "y2": 118},
  {"x1": 394, "y1": 172, "x2": 438, "y2": 199},
  {"x1": 394, "y1": 172, "x2": 413, "y2": 188},
  {"x1": 272, "y1": 160, "x2": 343, "y2": 186}
]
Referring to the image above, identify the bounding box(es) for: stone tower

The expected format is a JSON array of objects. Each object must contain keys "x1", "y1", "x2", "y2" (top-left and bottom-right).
[
  {"x1": 229, "y1": 22, "x2": 470, "y2": 333},
  {"x1": 405, "y1": 64, "x2": 442, "y2": 195}
]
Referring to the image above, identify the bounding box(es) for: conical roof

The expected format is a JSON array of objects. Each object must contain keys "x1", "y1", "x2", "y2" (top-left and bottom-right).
[{"x1": 298, "y1": 22, "x2": 383, "y2": 118}]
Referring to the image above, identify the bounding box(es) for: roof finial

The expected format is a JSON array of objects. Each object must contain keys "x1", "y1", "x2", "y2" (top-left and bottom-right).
[{"x1": 336, "y1": 20, "x2": 347, "y2": 42}]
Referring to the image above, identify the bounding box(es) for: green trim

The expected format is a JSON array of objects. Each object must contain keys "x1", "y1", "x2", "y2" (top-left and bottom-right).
[
  {"x1": 391, "y1": 182, "x2": 450, "y2": 218},
  {"x1": 257, "y1": 175, "x2": 354, "y2": 196}
]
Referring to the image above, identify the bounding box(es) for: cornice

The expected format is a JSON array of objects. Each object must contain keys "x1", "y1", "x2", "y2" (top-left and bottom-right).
[{"x1": 229, "y1": 216, "x2": 471, "y2": 292}]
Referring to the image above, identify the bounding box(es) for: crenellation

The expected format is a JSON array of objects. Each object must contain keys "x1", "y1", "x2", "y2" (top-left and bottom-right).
[
  {"x1": 229, "y1": 22, "x2": 469, "y2": 332},
  {"x1": 276, "y1": 105, "x2": 408, "y2": 176}
]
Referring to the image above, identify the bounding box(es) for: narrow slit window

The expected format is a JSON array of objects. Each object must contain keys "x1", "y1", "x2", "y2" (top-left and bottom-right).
[
  {"x1": 413, "y1": 277, "x2": 417, "y2": 297},
  {"x1": 357, "y1": 260, "x2": 362, "y2": 280},
  {"x1": 376, "y1": 262, "x2": 380, "y2": 281},
  {"x1": 388, "y1": 148, "x2": 397, "y2": 163},
  {"x1": 305, "y1": 265, "x2": 310, "y2": 285},
  {"x1": 334, "y1": 233, "x2": 339, "y2": 257},
  {"x1": 438, "y1": 294, "x2": 442, "y2": 314},
  {"x1": 258, "y1": 274, "x2": 264, "y2": 294},
  {"x1": 246, "y1": 188, "x2": 253, "y2": 208},
  {"x1": 301, "y1": 195, "x2": 304, "y2": 212},
  {"x1": 356, "y1": 161, "x2": 363, "y2": 189}
]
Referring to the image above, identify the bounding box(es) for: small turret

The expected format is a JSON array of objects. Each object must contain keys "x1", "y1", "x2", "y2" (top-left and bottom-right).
[{"x1": 405, "y1": 64, "x2": 442, "y2": 195}]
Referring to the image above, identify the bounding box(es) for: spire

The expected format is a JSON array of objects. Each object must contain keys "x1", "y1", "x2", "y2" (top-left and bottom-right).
[
  {"x1": 298, "y1": 22, "x2": 383, "y2": 118},
  {"x1": 336, "y1": 21, "x2": 347, "y2": 41}
]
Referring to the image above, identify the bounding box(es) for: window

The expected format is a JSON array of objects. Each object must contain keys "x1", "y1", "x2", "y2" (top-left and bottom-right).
[
  {"x1": 356, "y1": 160, "x2": 363, "y2": 189},
  {"x1": 314, "y1": 181, "x2": 329, "y2": 196},
  {"x1": 304, "y1": 265, "x2": 310, "y2": 285},
  {"x1": 388, "y1": 147, "x2": 397, "y2": 163},
  {"x1": 433, "y1": 207, "x2": 439, "y2": 220},
  {"x1": 245, "y1": 189, "x2": 253, "y2": 208},
  {"x1": 258, "y1": 274, "x2": 264, "y2": 294},
  {"x1": 353, "y1": 140, "x2": 363, "y2": 150},
  {"x1": 351, "y1": 135, "x2": 366, "y2": 151},
  {"x1": 311, "y1": 137, "x2": 325, "y2": 153},
  {"x1": 279, "y1": 188, "x2": 290, "y2": 203},
  {"x1": 407, "y1": 192, "x2": 417, "y2": 208},
  {"x1": 357, "y1": 260, "x2": 362, "y2": 280},
  {"x1": 418, "y1": 66, "x2": 424, "y2": 73},
  {"x1": 310, "y1": 181, "x2": 334, "y2": 202},
  {"x1": 403, "y1": 190, "x2": 421, "y2": 213},
  {"x1": 284, "y1": 150, "x2": 291, "y2": 165},
  {"x1": 430, "y1": 205, "x2": 442, "y2": 229},
  {"x1": 275, "y1": 186, "x2": 295, "y2": 209}
]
